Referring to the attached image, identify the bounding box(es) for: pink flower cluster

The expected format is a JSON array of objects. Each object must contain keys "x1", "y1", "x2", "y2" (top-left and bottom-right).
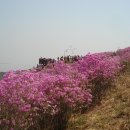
[
  {"x1": 73, "y1": 53, "x2": 121, "y2": 82},
  {"x1": 0, "y1": 70, "x2": 91, "y2": 129},
  {"x1": 1, "y1": 47, "x2": 129, "y2": 129}
]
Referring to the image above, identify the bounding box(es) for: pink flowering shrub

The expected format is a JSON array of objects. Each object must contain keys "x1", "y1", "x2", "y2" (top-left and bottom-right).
[
  {"x1": 1, "y1": 47, "x2": 128, "y2": 130},
  {"x1": 43, "y1": 51, "x2": 122, "y2": 111},
  {"x1": 37, "y1": 52, "x2": 121, "y2": 105},
  {"x1": 71, "y1": 53, "x2": 121, "y2": 103},
  {"x1": 0, "y1": 70, "x2": 91, "y2": 130},
  {"x1": 73, "y1": 53, "x2": 121, "y2": 82},
  {"x1": 44, "y1": 61, "x2": 88, "y2": 86}
]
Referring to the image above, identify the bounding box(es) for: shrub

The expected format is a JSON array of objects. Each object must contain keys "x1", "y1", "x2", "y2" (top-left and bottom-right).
[{"x1": 0, "y1": 71, "x2": 92, "y2": 130}]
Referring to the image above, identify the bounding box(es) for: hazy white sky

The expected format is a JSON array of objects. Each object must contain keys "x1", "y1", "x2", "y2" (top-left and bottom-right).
[{"x1": 0, "y1": 0, "x2": 130, "y2": 71}]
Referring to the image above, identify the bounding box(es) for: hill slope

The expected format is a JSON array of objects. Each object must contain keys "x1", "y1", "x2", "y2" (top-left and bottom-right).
[{"x1": 67, "y1": 73, "x2": 130, "y2": 130}]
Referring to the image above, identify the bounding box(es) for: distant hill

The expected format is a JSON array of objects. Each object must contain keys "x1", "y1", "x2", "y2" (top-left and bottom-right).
[{"x1": 0, "y1": 72, "x2": 5, "y2": 80}]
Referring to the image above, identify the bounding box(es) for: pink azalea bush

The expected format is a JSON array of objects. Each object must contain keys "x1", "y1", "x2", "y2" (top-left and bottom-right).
[
  {"x1": 1, "y1": 47, "x2": 129, "y2": 130},
  {"x1": 73, "y1": 53, "x2": 121, "y2": 82},
  {"x1": 0, "y1": 70, "x2": 91, "y2": 130},
  {"x1": 71, "y1": 53, "x2": 121, "y2": 103}
]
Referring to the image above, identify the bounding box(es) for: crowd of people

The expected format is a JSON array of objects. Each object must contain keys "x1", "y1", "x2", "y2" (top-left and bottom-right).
[
  {"x1": 37, "y1": 58, "x2": 55, "y2": 69},
  {"x1": 36, "y1": 55, "x2": 82, "y2": 70},
  {"x1": 39, "y1": 57, "x2": 55, "y2": 66},
  {"x1": 57, "y1": 55, "x2": 81, "y2": 63}
]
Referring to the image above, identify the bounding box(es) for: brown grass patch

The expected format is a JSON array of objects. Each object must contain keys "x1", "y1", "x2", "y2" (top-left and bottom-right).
[{"x1": 67, "y1": 72, "x2": 130, "y2": 130}]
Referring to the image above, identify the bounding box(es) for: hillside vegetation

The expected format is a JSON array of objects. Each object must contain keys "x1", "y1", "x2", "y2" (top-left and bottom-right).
[
  {"x1": 67, "y1": 72, "x2": 130, "y2": 130},
  {"x1": 1, "y1": 47, "x2": 130, "y2": 130}
]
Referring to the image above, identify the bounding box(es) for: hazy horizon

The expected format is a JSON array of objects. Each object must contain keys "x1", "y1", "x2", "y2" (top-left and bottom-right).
[{"x1": 0, "y1": 0, "x2": 130, "y2": 72}]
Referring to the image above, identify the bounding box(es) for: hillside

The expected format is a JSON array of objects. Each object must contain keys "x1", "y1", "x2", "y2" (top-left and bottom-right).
[
  {"x1": 67, "y1": 72, "x2": 130, "y2": 130},
  {"x1": 1, "y1": 47, "x2": 130, "y2": 130}
]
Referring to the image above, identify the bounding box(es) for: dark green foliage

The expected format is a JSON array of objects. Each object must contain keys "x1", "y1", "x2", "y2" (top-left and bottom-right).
[{"x1": 0, "y1": 72, "x2": 5, "y2": 80}]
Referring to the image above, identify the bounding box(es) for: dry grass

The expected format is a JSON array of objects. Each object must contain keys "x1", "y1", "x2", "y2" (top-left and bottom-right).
[{"x1": 67, "y1": 72, "x2": 130, "y2": 130}]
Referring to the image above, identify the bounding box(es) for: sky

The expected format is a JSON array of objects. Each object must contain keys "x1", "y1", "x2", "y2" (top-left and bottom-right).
[{"x1": 0, "y1": 0, "x2": 130, "y2": 71}]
